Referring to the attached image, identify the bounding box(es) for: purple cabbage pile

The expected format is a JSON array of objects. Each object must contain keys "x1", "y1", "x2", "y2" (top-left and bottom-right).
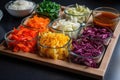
[
  {"x1": 81, "y1": 26, "x2": 112, "y2": 45},
  {"x1": 71, "y1": 38, "x2": 104, "y2": 68},
  {"x1": 70, "y1": 26, "x2": 112, "y2": 68}
]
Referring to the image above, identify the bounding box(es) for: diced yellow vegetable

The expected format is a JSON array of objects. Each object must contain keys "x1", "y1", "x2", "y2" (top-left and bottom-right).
[{"x1": 38, "y1": 32, "x2": 71, "y2": 60}]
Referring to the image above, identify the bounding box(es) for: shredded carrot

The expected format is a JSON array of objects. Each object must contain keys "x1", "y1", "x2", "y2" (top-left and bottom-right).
[{"x1": 25, "y1": 15, "x2": 50, "y2": 33}]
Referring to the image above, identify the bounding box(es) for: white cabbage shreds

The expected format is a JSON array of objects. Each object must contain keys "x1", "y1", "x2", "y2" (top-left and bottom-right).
[
  {"x1": 53, "y1": 19, "x2": 80, "y2": 31},
  {"x1": 52, "y1": 19, "x2": 80, "y2": 39},
  {"x1": 65, "y1": 4, "x2": 91, "y2": 23},
  {"x1": 8, "y1": 0, "x2": 33, "y2": 10}
]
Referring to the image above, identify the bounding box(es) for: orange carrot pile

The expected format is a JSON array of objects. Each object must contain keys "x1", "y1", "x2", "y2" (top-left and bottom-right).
[
  {"x1": 26, "y1": 15, "x2": 50, "y2": 33},
  {"x1": 7, "y1": 25, "x2": 37, "y2": 52}
]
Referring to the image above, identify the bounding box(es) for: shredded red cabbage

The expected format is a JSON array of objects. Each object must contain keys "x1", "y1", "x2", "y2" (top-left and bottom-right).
[
  {"x1": 71, "y1": 38, "x2": 104, "y2": 68},
  {"x1": 70, "y1": 25, "x2": 113, "y2": 68},
  {"x1": 81, "y1": 26, "x2": 112, "y2": 45}
]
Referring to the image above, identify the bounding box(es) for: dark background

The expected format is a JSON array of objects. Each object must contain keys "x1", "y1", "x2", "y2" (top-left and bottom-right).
[{"x1": 0, "y1": 0, "x2": 120, "y2": 80}]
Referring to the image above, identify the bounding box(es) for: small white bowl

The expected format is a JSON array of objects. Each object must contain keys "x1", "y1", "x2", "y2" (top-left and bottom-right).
[{"x1": 5, "y1": 0, "x2": 36, "y2": 17}]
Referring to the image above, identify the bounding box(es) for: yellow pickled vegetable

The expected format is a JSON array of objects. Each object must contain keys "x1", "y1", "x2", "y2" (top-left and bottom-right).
[{"x1": 38, "y1": 32, "x2": 71, "y2": 60}]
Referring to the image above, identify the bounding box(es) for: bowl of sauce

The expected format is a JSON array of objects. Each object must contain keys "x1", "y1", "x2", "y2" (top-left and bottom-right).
[{"x1": 92, "y1": 7, "x2": 120, "y2": 31}]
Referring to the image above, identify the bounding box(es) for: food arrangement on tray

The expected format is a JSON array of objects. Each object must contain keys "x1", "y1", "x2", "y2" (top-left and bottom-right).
[
  {"x1": 2, "y1": 0, "x2": 118, "y2": 68},
  {"x1": 1, "y1": 0, "x2": 120, "y2": 79}
]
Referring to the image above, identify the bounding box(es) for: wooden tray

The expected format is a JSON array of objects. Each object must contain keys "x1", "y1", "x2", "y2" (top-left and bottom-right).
[{"x1": 0, "y1": 16, "x2": 120, "y2": 80}]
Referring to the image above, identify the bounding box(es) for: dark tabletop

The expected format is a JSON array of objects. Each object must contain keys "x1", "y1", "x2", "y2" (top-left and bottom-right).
[{"x1": 0, "y1": 0, "x2": 120, "y2": 80}]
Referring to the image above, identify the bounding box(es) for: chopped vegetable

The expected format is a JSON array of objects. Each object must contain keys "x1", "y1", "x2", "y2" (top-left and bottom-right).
[
  {"x1": 8, "y1": 0, "x2": 34, "y2": 10},
  {"x1": 70, "y1": 38, "x2": 104, "y2": 68},
  {"x1": 69, "y1": 25, "x2": 112, "y2": 68},
  {"x1": 25, "y1": 15, "x2": 50, "y2": 33},
  {"x1": 51, "y1": 19, "x2": 80, "y2": 39},
  {"x1": 36, "y1": 0, "x2": 60, "y2": 20},
  {"x1": 81, "y1": 25, "x2": 112, "y2": 45},
  {"x1": 38, "y1": 32, "x2": 71, "y2": 60},
  {"x1": 6, "y1": 25, "x2": 37, "y2": 52},
  {"x1": 65, "y1": 4, "x2": 91, "y2": 23},
  {"x1": 66, "y1": 4, "x2": 90, "y2": 15}
]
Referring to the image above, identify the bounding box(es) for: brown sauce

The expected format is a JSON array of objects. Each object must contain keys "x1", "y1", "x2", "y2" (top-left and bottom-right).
[{"x1": 93, "y1": 11, "x2": 119, "y2": 31}]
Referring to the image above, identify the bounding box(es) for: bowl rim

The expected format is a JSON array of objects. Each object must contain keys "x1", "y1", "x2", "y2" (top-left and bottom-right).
[
  {"x1": 93, "y1": 6, "x2": 120, "y2": 15},
  {"x1": 4, "y1": 30, "x2": 16, "y2": 42},
  {"x1": 5, "y1": 0, "x2": 36, "y2": 11}
]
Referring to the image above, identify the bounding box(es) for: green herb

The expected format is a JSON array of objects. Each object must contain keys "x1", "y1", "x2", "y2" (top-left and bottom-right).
[{"x1": 36, "y1": 0, "x2": 60, "y2": 20}]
